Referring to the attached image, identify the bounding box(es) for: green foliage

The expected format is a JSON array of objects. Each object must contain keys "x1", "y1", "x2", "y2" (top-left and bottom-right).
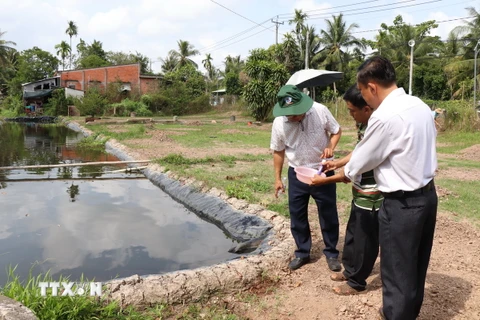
[
  {"x1": 187, "y1": 94, "x2": 211, "y2": 114},
  {"x1": 76, "y1": 88, "x2": 108, "y2": 117},
  {"x1": 8, "y1": 47, "x2": 59, "y2": 95},
  {"x1": 0, "y1": 94, "x2": 23, "y2": 116},
  {"x1": 424, "y1": 99, "x2": 479, "y2": 131},
  {"x1": 43, "y1": 89, "x2": 73, "y2": 116},
  {"x1": 413, "y1": 62, "x2": 449, "y2": 100},
  {"x1": 78, "y1": 54, "x2": 109, "y2": 69},
  {"x1": 110, "y1": 98, "x2": 152, "y2": 117},
  {"x1": 226, "y1": 183, "x2": 253, "y2": 201},
  {"x1": 225, "y1": 72, "x2": 242, "y2": 95},
  {"x1": 106, "y1": 51, "x2": 150, "y2": 74},
  {"x1": 86, "y1": 124, "x2": 147, "y2": 141},
  {"x1": 243, "y1": 49, "x2": 289, "y2": 121}
]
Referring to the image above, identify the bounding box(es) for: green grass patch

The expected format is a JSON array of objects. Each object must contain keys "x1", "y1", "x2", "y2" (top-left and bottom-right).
[
  {"x1": 1, "y1": 267, "x2": 169, "y2": 320},
  {"x1": 436, "y1": 178, "x2": 480, "y2": 222},
  {"x1": 157, "y1": 123, "x2": 270, "y2": 149},
  {"x1": 436, "y1": 131, "x2": 480, "y2": 154},
  {"x1": 76, "y1": 135, "x2": 107, "y2": 151},
  {"x1": 86, "y1": 124, "x2": 149, "y2": 141},
  {"x1": 437, "y1": 158, "x2": 480, "y2": 169}
]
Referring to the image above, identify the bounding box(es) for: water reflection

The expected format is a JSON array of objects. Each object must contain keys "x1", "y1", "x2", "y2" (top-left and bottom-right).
[{"x1": 0, "y1": 123, "x2": 237, "y2": 285}]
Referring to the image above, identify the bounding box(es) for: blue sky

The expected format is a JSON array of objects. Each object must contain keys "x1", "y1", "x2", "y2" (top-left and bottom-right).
[{"x1": 0, "y1": 0, "x2": 477, "y2": 74}]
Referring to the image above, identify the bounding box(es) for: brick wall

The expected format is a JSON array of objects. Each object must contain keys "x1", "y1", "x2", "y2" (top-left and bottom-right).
[
  {"x1": 140, "y1": 77, "x2": 160, "y2": 94},
  {"x1": 59, "y1": 64, "x2": 141, "y2": 92}
]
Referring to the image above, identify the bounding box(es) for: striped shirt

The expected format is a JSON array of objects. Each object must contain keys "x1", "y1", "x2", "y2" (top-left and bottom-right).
[
  {"x1": 270, "y1": 102, "x2": 340, "y2": 169},
  {"x1": 352, "y1": 123, "x2": 384, "y2": 210}
]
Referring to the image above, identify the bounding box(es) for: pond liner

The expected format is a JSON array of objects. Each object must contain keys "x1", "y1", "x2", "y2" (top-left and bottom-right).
[
  {"x1": 4, "y1": 116, "x2": 58, "y2": 123},
  {"x1": 65, "y1": 120, "x2": 273, "y2": 246}
]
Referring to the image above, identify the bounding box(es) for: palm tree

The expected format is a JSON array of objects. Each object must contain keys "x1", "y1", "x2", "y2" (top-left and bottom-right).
[
  {"x1": 202, "y1": 53, "x2": 214, "y2": 80},
  {"x1": 65, "y1": 21, "x2": 78, "y2": 69},
  {"x1": 159, "y1": 51, "x2": 178, "y2": 74},
  {"x1": 169, "y1": 40, "x2": 199, "y2": 69},
  {"x1": 289, "y1": 9, "x2": 308, "y2": 39},
  {"x1": 315, "y1": 14, "x2": 365, "y2": 71},
  {"x1": 55, "y1": 41, "x2": 71, "y2": 70},
  {"x1": 0, "y1": 30, "x2": 16, "y2": 66},
  {"x1": 224, "y1": 55, "x2": 244, "y2": 74}
]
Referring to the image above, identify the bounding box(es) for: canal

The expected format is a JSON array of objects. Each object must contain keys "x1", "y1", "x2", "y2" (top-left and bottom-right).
[{"x1": 0, "y1": 122, "x2": 237, "y2": 285}]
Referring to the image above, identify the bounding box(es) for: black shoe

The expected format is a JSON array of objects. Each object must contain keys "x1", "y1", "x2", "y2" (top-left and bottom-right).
[
  {"x1": 326, "y1": 257, "x2": 341, "y2": 272},
  {"x1": 288, "y1": 257, "x2": 310, "y2": 270}
]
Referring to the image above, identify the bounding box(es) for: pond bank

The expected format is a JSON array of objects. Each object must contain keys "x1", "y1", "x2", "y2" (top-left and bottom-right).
[{"x1": 64, "y1": 119, "x2": 295, "y2": 306}]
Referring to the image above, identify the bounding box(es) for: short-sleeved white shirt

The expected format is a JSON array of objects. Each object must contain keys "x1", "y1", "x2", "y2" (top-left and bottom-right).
[{"x1": 270, "y1": 102, "x2": 340, "y2": 169}]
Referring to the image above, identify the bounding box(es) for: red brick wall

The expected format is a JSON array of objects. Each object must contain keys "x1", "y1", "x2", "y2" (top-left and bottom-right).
[
  {"x1": 59, "y1": 64, "x2": 141, "y2": 92},
  {"x1": 140, "y1": 78, "x2": 160, "y2": 94}
]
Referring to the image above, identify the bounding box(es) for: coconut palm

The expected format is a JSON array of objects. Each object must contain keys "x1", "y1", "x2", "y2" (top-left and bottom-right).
[
  {"x1": 224, "y1": 55, "x2": 244, "y2": 74},
  {"x1": 315, "y1": 14, "x2": 365, "y2": 71},
  {"x1": 169, "y1": 40, "x2": 199, "y2": 69},
  {"x1": 289, "y1": 9, "x2": 308, "y2": 40},
  {"x1": 202, "y1": 53, "x2": 214, "y2": 80},
  {"x1": 0, "y1": 30, "x2": 16, "y2": 66},
  {"x1": 55, "y1": 41, "x2": 71, "y2": 70},
  {"x1": 65, "y1": 21, "x2": 78, "y2": 69},
  {"x1": 159, "y1": 51, "x2": 178, "y2": 74}
]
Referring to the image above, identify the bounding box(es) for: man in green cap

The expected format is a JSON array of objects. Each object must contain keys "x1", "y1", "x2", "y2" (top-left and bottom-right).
[{"x1": 270, "y1": 84, "x2": 342, "y2": 271}]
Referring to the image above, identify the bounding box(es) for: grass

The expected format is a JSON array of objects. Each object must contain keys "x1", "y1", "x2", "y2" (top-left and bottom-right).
[
  {"x1": 156, "y1": 122, "x2": 271, "y2": 149},
  {"x1": 1, "y1": 267, "x2": 170, "y2": 320},
  {"x1": 436, "y1": 131, "x2": 480, "y2": 154},
  {"x1": 86, "y1": 124, "x2": 149, "y2": 141},
  {"x1": 436, "y1": 178, "x2": 480, "y2": 222}
]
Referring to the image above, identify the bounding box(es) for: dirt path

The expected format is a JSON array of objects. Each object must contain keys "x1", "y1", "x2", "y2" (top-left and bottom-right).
[{"x1": 224, "y1": 208, "x2": 480, "y2": 320}]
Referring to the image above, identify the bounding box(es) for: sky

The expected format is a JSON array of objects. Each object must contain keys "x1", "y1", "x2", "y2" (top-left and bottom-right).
[{"x1": 0, "y1": 0, "x2": 478, "y2": 74}]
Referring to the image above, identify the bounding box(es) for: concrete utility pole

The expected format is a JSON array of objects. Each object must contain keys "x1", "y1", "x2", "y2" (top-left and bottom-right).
[
  {"x1": 271, "y1": 15, "x2": 284, "y2": 45},
  {"x1": 474, "y1": 40, "x2": 480, "y2": 111}
]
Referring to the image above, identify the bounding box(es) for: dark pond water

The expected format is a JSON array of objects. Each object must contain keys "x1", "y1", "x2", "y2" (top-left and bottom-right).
[{"x1": 0, "y1": 122, "x2": 237, "y2": 285}]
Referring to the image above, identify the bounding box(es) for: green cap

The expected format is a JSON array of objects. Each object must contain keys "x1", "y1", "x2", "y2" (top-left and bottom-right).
[{"x1": 273, "y1": 84, "x2": 314, "y2": 117}]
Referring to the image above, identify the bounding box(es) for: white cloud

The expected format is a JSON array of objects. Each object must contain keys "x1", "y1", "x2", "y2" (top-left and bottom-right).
[
  {"x1": 139, "y1": 0, "x2": 215, "y2": 20},
  {"x1": 137, "y1": 19, "x2": 181, "y2": 36},
  {"x1": 428, "y1": 12, "x2": 464, "y2": 39},
  {"x1": 87, "y1": 7, "x2": 132, "y2": 34}
]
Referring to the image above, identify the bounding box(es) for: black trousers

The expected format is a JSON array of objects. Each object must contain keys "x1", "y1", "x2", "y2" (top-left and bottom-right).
[
  {"x1": 379, "y1": 183, "x2": 438, "y2": 320},
  {"x1": 342, "y1": 202, "x2": 379, "y2": 291},
  {"x1": 288, "y1": 167, "x2": 339, "y2": 259}
]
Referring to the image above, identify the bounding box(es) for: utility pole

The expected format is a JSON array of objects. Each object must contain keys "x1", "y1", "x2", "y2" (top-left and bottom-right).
[
  {"x1": 408, "y1": 39, "x2": 415, "y2": 95},
  {"x1": 474, "y1": 40, "x2": 480, "y2": 111},
  {"x1": 271, "y1": 15, "x2": 284, "y2": 45},
  {"x1": 305, "y1": 32, "x2": 309, "y2": 69}
]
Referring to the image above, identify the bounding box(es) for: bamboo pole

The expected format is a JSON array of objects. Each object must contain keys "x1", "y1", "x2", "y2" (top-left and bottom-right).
[
  {"x1": 0, "y1": 177, "x2": 148, "y2": 183},
  {"x1": 0, "y1": 160, "x2": 151, "y2": 171}
]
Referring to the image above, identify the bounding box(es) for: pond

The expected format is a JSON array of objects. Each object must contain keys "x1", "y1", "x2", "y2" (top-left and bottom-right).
[{"x1": 0, "y1": 122, "x2": 237, "y2": 286}]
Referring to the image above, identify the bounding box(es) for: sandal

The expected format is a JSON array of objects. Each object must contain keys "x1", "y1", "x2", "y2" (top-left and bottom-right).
[
  {"x1": 330, "y1": 272, "x2": 347, "y2": 282},
  {"x1": 332, "y1": 283, "x2": 365, "y2": 296}
]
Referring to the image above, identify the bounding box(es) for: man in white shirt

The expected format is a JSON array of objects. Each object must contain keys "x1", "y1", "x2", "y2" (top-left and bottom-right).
[
  {"x1": 270, "y1": 84, "x2": 342, "y2": 272},
  {"x1": 341, "y1": 56, "x2": 438, "y2": 319}
]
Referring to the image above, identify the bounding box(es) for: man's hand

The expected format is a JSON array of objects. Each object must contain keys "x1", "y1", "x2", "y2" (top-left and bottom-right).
[
  {"x1": 323, "y1": 160, "x2": 339, "y2": 172},
  {"x1": 274, "y1": 179, "x2": 285, "y2": 198},
  {"x1": 310, "y1": 173, "x2": 328, "y2": 185},
  {"x1": 321, "y1": 148, "x2": 334, "y2": 159}
]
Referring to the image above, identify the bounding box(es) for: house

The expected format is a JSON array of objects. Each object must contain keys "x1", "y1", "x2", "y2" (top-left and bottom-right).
[
  {"x1": 56, "y1": 63, "x2": 161, "y2": 94},
  {"x1": 22, "y1": 63, "x2": 162, "y2": 113}
]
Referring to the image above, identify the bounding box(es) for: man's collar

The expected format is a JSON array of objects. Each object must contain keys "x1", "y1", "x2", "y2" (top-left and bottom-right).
[{"x1": 377, "y1": 87, "x2": 405, "y2": 111}]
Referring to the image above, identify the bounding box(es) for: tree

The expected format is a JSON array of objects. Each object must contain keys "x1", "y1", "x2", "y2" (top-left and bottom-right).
[
  {"x1": 106, "y1": 51, "x2": 150, "y2": 74},
  {"x1": 75, "y1": 39, "x2": 109, "y2": 68},
  {"x1": 55, "y1": 41, "x2": 71, "y2": 70},
  {"x1": 65, "y1": 21, "x2": 78, "y2": 69},
  {"x1": 289, "y1": 9, "x2": 308, "y2": 40},
  {"x1": 160, "y1": 51, "x2": 178, "y2": 74},
  {"x1": 169, "y1": 39, "x2": 199, "y2": 69},
  {"x1": 77, "y1": 87, "x2": 108, "y2": 117},
  {"x1": 0, "y1": 30, "x2": 16, "y2": 66},
  {"x1": 224, "y1": 55, "x2": 244, "y2": 74},
  {"x1": 8, "y1": 47, "x2": 59, "y2": 95},
  {"x1": 202, "y1": 53, "x2": 214, "y2": 80},
  {"x1": 316, "y1": 14, "x2": 365, "y2": 71},
  {"x1": 243, "y1": 49, "x2": 289, "y2": 121},
  {"x1": 370, "y1": 15, "x2": 439, "y2": 90}
]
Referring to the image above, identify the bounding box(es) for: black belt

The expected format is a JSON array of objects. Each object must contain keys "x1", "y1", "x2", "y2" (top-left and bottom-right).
[{"x1": 382, "y1": 180, "x2": 435, "y2": 198}]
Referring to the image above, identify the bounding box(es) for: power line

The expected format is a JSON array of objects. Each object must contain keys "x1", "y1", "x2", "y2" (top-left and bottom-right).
[
  {"x1": 351, "y1": 16, "x2": 476, "y2": 34},
  {"x1": 203, "y1": 28, "x2": 271, "y2": 54},
  {"x1": 271, "y1": 16, "x2": 284, "y2": 45},
  {"x1": 276, "y1": 0, "x2": 382, "y2": 18},
  {"x1": 209, "y1": 0, "x2": 276, "y2": 34},
  {"x1": 306, "y1": 0, "x2": 442, "y2": 21}
]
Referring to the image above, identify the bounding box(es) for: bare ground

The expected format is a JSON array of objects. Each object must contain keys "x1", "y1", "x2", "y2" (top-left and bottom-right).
[{"x1": 111, "y1": 123, "x2": 480, "y2": 320}]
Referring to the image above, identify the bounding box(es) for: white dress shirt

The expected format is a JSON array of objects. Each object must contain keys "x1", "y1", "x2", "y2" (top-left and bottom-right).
[
  {"x1": 270, "y1": 102, "x2": 340, "y2": 169},
  {"x1": 344, "y1": 88, "x2": 437, "y2": 193}
]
